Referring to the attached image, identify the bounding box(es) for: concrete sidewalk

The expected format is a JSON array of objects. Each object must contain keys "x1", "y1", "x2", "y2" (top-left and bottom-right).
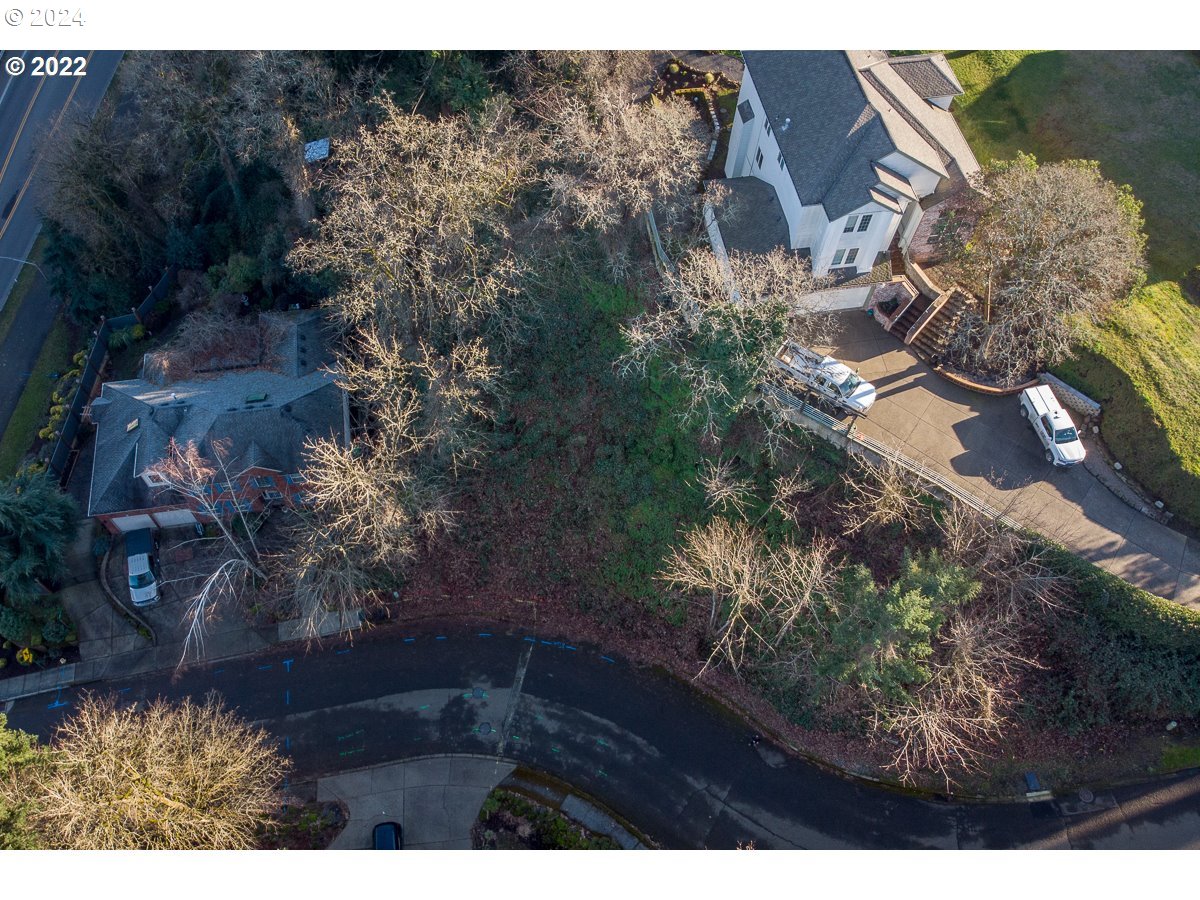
[
  {"x1": 822, "y1": 313, "x2": 1200, "y2": 609},
  {"x1": 319, "y1": 756, "x2": 517, "y2": 850}
]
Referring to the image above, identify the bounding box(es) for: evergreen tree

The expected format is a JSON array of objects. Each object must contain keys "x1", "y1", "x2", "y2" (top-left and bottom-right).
[{"x1": 0, "y1": 471, "x2": 77, "y2": 644}]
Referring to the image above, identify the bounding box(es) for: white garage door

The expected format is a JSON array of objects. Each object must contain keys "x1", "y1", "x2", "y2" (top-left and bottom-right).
[
  {"x1": 110, "y1": 514, "x2": 155, "y2": 532},
  {"x1": 153, "y1": 508, "x2": 198, "y2": 528}
]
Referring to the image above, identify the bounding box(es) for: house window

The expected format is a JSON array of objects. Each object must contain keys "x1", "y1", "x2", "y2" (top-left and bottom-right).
[
  {"x1": 263, "y1": 490, "x2": 283, "y2": 501},
  {"x1": 776, "y1": 150, "x2": 784, "y2": 168},
  {"x1": 857, "y1": 214, "x2": 873, "y2": 233},
  {"x1": 755, "y1": 148, "x2": 764, "y2": 169},
  {"x1": 294, "y1": 491, "x2": 315, "y2": 505},
  {"x1": 214, "y1": 482, "x2": 232, "y2": 495},
  {"x1": 235, "y1": 499, "x2": 253, "y2": 513},
  {"x1": 845, "y1": 248, "x2": 859, "y2": 265},
  {"x1": 843, "y1": 215, "x2": 858, "y2": 233},
  {"x1": 252, "y1": 476, "x2": 275, "y2": 489},
  {"x1": 285, "y1": 473, "x2": 306, "y2": 485},
  {"x1": 832, "y1": 249, "x2": 845, "y2": 266},
  {"x1": 764, "y1": 119, "x2": 772, "y2": 137}
]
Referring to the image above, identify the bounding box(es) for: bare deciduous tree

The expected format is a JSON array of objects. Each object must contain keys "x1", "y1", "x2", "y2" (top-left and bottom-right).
[
  {"x1": 948, "y1": 154, "x2": 1147, "y2": 381},
  {"x1": 510, "y1": 51, "x2": 707, "y2": 235},
  {"x1": 25, "y1": 693, "x2": 287, "y2": 849},
  {"x1": 840, "y1": 455, "x2": 926, "y2": 535},
  {"x1": 620, "y1": 247, "x2": 835, "y2": 434},
  {"x1": 143, "y1": 438, "x2": 267, "y2": 662},
  {"x1": 661, "y1": 518, "x2": 837, "y2": 676},
  {"x1": 697, "y1": 457, "x2": 755, "y2": 516},
  {"x1": 125, "y1": 51, "x2": 342, "y2": 220},
  {"x1": 288, "y1": 94, "x2": 537, "y2": 349},
  {"x1": 143, "y1": 309, "x2": 285, "y2": 384}
]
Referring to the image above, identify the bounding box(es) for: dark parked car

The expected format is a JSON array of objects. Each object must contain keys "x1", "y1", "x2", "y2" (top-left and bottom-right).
[{"x1": 372, "y1": 821, "x2": 402, "y2": 849}]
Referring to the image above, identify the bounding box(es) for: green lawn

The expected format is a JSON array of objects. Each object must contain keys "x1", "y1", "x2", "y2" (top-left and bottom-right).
[
  {"x1": 943, "y1": 50, "x2": 1200, "y2": 527},
  {"x1": 0, "y1": 314, "x2": 77, "y2": 478}
]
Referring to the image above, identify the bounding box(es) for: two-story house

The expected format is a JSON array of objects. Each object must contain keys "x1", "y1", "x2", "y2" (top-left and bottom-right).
[
  {"x1": 86, "y1": 309, "x2": 348, "y2": 534},
  {"x1": 712, "y1": 51, "x2": 979, "y2": 308}
]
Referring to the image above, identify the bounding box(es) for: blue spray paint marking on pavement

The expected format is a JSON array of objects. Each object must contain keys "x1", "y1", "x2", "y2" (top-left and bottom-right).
[
  {"x1": 116, "y1": 687, "x2": 132, "y2": 694},
  {"x1": 47, "y1": 686, "x2": 68, "y2": 710},
  {"x1": 282, "y1": 659, "x2": 293, "y2": 672},
  {"x1": 403, "y1": 638, "x2": 416, "y2": 643},
  {"x1": 257, "y1": 664, "x2": 273, "y2": 671},
  {"x1": 284, "y1": 690, "x2": 291, "y2": 706},
  {"x1": 540, "y1": 640, "x2": 554, "y2": 646},
  {"x1": 418, "y1": 704, "x2": 430, "y2": 711},
  {"x1": 435, "y1": 635, "x2": 447, "y2": 641},
  {"x1": 596, "y1": 738, "x2": 608, "y2": 748},
  {"x1": 335, "y1": 648, "x2": 351, "y2": 655},
  {"x1": 600, "y1": 656, "x2": 616, "y2": 664},
  {"x1": 213, "y1": 668, "x2": 225, "y2": 674},
  {"x1": 551, "y1": 746, "x2": 561, "y2": 753},
  {"x1": 284, "y1": 736, "x2": 290, "y2": 751},
  {"x1": 478, "y1": 633, "x2": 492, "y2": 638},
  {"x1": 336, "y1": 730, "x2": 364, "y2": 742},
  {"x1": 598, "y1": 769, "x2": 609, "y2": 778},
  {"x1": 563, "y1": 645, "x2": 577, "y2": 651},
  {"x1": 338, "y1": 747, "x2": 365, "y2": 758},
  {"x1": 523, "y1": 636, "x2": 537, "y2": 643}
]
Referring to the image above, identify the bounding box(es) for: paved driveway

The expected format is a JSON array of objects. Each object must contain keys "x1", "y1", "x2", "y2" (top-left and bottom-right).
[{"x1": 818, "y1": 313, "x2": 1200, "y2": 609}]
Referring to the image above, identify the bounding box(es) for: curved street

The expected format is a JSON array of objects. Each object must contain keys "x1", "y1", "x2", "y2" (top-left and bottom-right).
[{"x1": 7, "y1": 624, "x2": 1200, "y2": 849}]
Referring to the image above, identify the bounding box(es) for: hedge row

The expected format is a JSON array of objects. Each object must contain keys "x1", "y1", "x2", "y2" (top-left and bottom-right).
[{"x1": 1040, "y1": 541, "x2": 1200, "y2": 651}]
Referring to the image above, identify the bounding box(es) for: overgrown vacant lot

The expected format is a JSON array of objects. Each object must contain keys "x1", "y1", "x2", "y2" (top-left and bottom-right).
[{"x1": 943, "y1": 50, "x2": 1200, "y2": 525}]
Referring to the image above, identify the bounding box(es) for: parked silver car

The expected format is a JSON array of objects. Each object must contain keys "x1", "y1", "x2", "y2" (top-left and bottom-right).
[{"x1": 125, "y1": 528, "x2": 160, "y2": 606}]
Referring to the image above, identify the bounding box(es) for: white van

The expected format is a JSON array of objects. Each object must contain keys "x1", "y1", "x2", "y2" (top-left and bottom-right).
[
  {"x1": 773, "y1": 342, "x2": 877, "y2": 415},
  {"x1": 1019, "y1": 384, "x2": 1086, "y2": 467},
  {"x1": 125, "y1": 528, "x2": 160, "y2": 606}
]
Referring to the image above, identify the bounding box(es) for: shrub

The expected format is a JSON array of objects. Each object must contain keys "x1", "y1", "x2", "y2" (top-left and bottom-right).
[
  {"x1": 667, "y1": 62, "x2": 679, "y2": 74},
  {"x1": 1041, "y1": 542, "x2": 1200, "y2": 650},
  {"x1": 704, "y1": 72, "x2": 715, "y2": 84}
]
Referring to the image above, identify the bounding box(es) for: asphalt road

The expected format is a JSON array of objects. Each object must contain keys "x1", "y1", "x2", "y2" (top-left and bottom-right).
[
  {"x1": 8, "y1": 624, "x2": 1200, "y2": 849},
  {"x1": 0, "y1": 50, "x2": 122, "y2": 441}
]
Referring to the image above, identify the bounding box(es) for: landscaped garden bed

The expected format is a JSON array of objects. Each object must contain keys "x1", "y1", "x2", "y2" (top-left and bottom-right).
[{"x1": 472, "y1": 789, "x2": 620, "y2": 850}]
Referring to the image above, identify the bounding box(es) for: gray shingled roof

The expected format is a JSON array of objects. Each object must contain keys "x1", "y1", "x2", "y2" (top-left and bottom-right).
[
  {"x1": 708, "y1": 176, "x2": 791, "y2": 254},
  {"x1": 742, "y1": 51, "x2": 952, "y2": 221},
  {"x1": 857, "y1": 57, "x2": 979, "y2": 178},
  {"x1": 887, "y1": 54, "x2": 964, "y2": 100},
  {"x1": 88, "y1": 311, "x2": 345, "y2": 517}
]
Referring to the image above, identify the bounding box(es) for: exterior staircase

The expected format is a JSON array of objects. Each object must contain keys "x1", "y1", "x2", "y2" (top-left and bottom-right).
[
  {"x1": 909, "y1": 288, "x2": 975, "y2": 361},
  {"x1": 887, "y1": 294, "x2": 929, "y2": 340}
]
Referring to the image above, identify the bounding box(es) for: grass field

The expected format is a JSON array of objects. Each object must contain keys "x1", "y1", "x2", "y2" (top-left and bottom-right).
[
  {"x1": 0, "y1": 314, "x2": 77, "y2": 478},
  {"x1": 943, "y1": 50, "x2": 1200, "y2": 526}
]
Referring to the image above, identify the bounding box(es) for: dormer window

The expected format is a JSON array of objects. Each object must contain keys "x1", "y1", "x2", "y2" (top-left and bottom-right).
[{"x1": 143, "y1": 471, "x2": 168, "y2": 488}]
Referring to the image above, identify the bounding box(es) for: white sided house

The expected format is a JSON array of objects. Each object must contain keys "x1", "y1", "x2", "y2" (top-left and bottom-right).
[{"x1": 710, "y1": 51, "x2": 979, "y2": 309}]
